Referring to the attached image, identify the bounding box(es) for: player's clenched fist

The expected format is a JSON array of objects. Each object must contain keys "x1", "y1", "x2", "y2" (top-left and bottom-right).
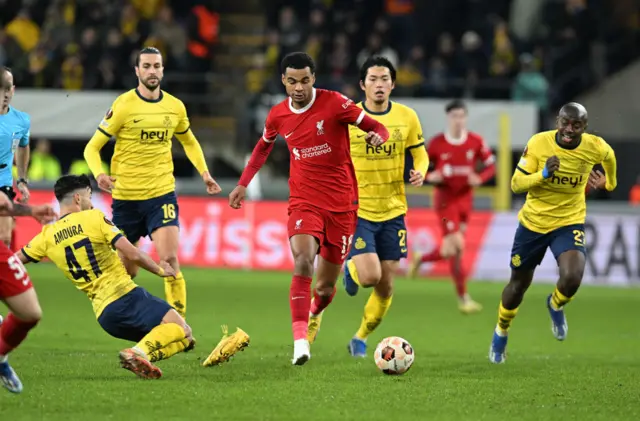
[
  {"x1": 32, "y1": 204, "x2": 58, "y2": 224},
  {"x1": 545, "y1": 155, "x2": 560, "y2": 177},
  {"x1": 229, "y1": 185, "x2": 246, "y2": 209},
  {"x1": 96, "y1": 173, "x2": 116, "y2": 193},
  {"x1": 409, "y1": 169, "x2": 424, "y2": 186},
  {"x1": 365, "y1": 131, "x2": 386, "y2": 147},
  {"x1": 202, "y1": 171, "x2": 222, "y2": 195}
]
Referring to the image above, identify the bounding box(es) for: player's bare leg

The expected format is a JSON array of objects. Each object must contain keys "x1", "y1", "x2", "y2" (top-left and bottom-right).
[
  {"x1": 489, "y1": 268, "x2": 535, "y2": 363},
  {"x1": 0, "y1": 216, "x2": 13, "y2": 247},
  {"x1": 289, "y1": 234, "x2": 319, "y2": 365},
  {"x1": 409, "y1": 231, "x2": 458, "y2": 277},
  {"x1": 0, "y1": 288, "x2": 42, "y2": 393},
  {"x1": 547, "y1": 250, "x2": 585, "y2": 341},
  {"x1": 151, "y1": 226, "x2": 186, "y2": 318},
  {"x1": 349, "y1": 260, "x2": 396, "y2": 357},
  {"x1": 307, "y1": 256, "x2": 340, "y2": 345}
]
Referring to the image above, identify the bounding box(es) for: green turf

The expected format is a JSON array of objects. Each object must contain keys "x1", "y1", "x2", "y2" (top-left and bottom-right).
[{"x1": 1, "y1": 264, "x2": 640, "y2": 420}]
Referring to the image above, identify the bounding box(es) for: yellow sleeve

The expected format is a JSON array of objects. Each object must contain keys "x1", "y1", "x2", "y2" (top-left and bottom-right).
[
  {"x1": 84, "y1": 100, "x2": 125, "y2": 177},
  {"x1": 511, "y1": 138, "x2": 546, "y2": 194},
  {"x1": 96, "y1": 211, "x2": 124, "y2": 248},
  {"x1": 21, "y1": 232, "x2": 47, "y2": 263},
  {"x1": 174, "y1": 101, "x2": 209, "y2": 175},
  {"x1": 406, "y1": 110, "x2": 428, "y2": 174},
  {"x1": 600, "y1": 139, "x2": 617, "y2": 191}
]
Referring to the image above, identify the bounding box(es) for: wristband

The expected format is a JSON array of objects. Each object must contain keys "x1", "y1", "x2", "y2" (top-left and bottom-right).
[
  {"x1": 17, "y1": 178, "x2": 28, "y2": 186},
  {"x1": 542, "y1": 167, "x2": 549, "y2": 179}
]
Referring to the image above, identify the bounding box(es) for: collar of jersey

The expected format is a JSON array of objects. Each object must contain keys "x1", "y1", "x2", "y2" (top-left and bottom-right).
[
  {"x1": 135, "y1": 88, "x2": 164, "y2": 103},
  {"x1": 58, "y1": 213, "x2": 70, "y2": 220},
  {"x1": 555, "y1": 131, "x2": 582, "y2": 150},
  {"x1": 288, "y1": 88, "x2": 316, "y2": 114},
  {"x1": 362, "y1": 101, "x2": 392, "y2": 116}
]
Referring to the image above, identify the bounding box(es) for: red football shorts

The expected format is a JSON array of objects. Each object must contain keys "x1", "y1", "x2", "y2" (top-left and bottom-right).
[
  {"x1": 434, "y1": 193, "x2": 473, "y2": 235},
  {"x1": 288, "y1": 205, "x2": 358, "y2": 265},
  {"x1": 0, "y1": 242, "x2": 32, "y2": 299}
]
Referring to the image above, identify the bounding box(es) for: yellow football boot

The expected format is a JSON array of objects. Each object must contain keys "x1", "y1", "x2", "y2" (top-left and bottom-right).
[
  {"x1": 307, "y1": 312, "x2": 323, "y2": 344},
  {"x1": 202, "y1": 325, "x2": 250, "y2": 367},
  {"x1": 459, "y1": 298, "x2": 483, "y2": 314}
]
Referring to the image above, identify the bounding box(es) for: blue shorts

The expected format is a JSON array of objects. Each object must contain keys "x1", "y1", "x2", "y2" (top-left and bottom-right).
[
  {"x1": 348, "y1": 215, "x2": 408, "y2": 261},
  {"x1": 510, "y1": 223, "x2": 586, "y2": 270},
  {"x1": 112, "y1": 191, "x2": 179, "y2": 243},
  {"x1": 97, "y1": 287, "x2": 172, "y2": 342}
]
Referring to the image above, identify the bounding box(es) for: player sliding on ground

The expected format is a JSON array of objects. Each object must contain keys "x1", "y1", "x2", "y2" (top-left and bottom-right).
[
  {"x1": 16, "y1": 175, "x2": 249, "y2": 379},
  {"x1": 229, "y1": 52, "x2": 389, "y2": 365},
  {"x1": 0, "y1": 193, "x2": 56, "y2": 393},
  {"x1": 489, "y1": 102, "x2": 617, "y2": 363},
  {"x1": 342, "y1": 57, "x2": 428, "y2": 357},
  {"x1": 84, "y1": 47, "x2": 222, "y2": 321},
  {"x1": 409, "y1": 100, "x2": 495, "y2": 313}
]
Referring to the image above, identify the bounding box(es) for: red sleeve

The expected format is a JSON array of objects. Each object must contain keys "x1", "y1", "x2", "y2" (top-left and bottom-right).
[
  {"x1": 426, "y1": 137, "x2": 439, "y2": 166},
  {"x1": 238, "y1": 110, "x2": 278, "y2": 187},
  {"x1": 332, "y1": 92, "x2": 366, "y2": 125},
  {"x1": 475, "y1": 135, "x2": 496, "y2": 183}
]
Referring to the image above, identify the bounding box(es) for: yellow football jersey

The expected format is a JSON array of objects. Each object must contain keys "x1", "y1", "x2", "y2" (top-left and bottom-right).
[
  {"x1": 21, "y1": 209, "x2": 136, "y2": 317},
  {"x1": 97, "y1": 89, "x2": 190, "y2": 200},
  {"x1": 513, "y1": 130, "x2": 617, "y2": 234},
  {"x1": 349, "y1": 101, "x2": 428, "y2": 222}
]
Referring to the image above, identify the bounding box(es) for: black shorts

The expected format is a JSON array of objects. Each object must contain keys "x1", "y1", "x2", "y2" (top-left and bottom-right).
[
  {"x1": 0, "y1": 186, "x2": 16, "y2": 201},
  {"x1": 111, "y1": 192, "x2": 179, "y2": 244},
  {"x1": 348, "y1": 215, "x2": 408, "y2": 261},
  {"x1": 510, "y1": 223, "x2": 586, "y2": 270},
  {"x1": 97, "y1": 287, "x2": 172, "y2": 342}
]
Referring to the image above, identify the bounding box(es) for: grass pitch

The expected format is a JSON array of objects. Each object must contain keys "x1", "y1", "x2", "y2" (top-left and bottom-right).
[{"x1": 1, "y1": 264, "x2": 639, "y2": 420}]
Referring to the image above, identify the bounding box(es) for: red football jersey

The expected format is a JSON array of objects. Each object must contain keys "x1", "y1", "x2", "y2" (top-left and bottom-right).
[
  {"x1": 427, "y1": 131, "x2": 495, "y2": 197},
  {"x1": 262, "y1": 88, "x2": 366, "y2": 212}
]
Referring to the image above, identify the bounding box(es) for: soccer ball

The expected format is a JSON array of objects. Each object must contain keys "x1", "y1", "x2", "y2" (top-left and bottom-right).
[{"x1": 374, "y1": 336, "x2": 414, "y2": 375}]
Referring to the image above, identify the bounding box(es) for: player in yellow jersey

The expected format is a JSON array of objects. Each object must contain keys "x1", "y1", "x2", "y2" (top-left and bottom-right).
[
  {"x1": 83, "y1": 47, "x2": 222, "y2": 319},
  {"x1": 489, "y1": 103, "x2": 617, "y2": 364},
  {"x1": 16, "y1": 175, "x2": 249, "y2": 378},
  {"x1": 327, "y1": 57, "x2": 428, "y2": 357}
]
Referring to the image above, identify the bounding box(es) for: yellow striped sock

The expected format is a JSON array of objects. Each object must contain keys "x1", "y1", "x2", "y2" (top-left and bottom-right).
[
  {"x1": 355, "y1": 291, "x2": 393, "y2": 340},
  {"x1": 496, "y1": 302, "x2": 518, "y2": 335},
  {"x1": 154, "y1": 338, "x2": 191, "y2": 362},
  {"x1": 550, "y1": 287, "x2": 572, "y2": 310},
  {"x1": 134, "y1": 323, "x2": 186, "y2": 362},
  {"x1": 165, "y1": 271, "x2": 187, "y2": 317},
  {"x1": 347, "y1": 259, "x2": 361, "y2": 287}
]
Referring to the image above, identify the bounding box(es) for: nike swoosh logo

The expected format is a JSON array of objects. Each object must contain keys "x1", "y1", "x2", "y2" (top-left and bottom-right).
[
  {"x1": 162, "y1": 219, "x2": 174, "y2": 224},
  {"x1": 285, "y1": 132, "x2": 293, "y2": 138},
  {"x1": 291, "y1": 296, "x2": 305, "y2": 300},
  {"x1": 356, "y1": 134, "x2": 365, "y2": 138},
  {"x1": 133, "y1": 119, "x2": 143, "y2": 123},
  {"x1": 401, "y1": 248, "x2": 407, "y2": 253}
]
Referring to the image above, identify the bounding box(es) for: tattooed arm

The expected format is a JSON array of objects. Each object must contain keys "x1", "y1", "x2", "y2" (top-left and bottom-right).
[{"x1": 0, "y1": 203, "x2": 57, "y2": 223}]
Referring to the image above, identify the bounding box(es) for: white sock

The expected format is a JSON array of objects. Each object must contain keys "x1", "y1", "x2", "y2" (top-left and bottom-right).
[{"x1": 0, "y1": 354, "x2": 7, "y2": 363}]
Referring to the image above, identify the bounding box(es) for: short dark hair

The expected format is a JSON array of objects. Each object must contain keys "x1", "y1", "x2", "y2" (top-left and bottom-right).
[
  {"x1": 359, "y1": 56, "x2": 396, "y2": 83},
  {"x1": 280, "y1": 52, "x2": 315, "y2": 74},
  {"x1": 136, "y1": 47, "x2": 162, "y2": 66},
  {"x1": 54, "y1": 175, "x2": 92, "y2": 202},
  {"x1": 445, "y1": 99, "x2": 467, "y2": 113}
]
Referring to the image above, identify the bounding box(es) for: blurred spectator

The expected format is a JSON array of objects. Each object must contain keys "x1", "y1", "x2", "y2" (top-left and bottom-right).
[
  {"x1": 277, "y1": 7, "x2": 303, "y2": 58},
  {"x1": 384, "y1": 0, "x2": 415, "y2": 59},
  {"x1": 152, "y1": 6, "x2": 187, "y2": 69},
  {"x1": 60, "y1": 44, "x2": 83, "y2": 90},
  {"x1": 186, "y1": 3, "x2": 219, "y2": 72},
  {"x1": 630, "y1": 176, "x2": 640, "y2": 206},
  {"x1": 28, "y1": 139, "x2": 61, "y2": 182},
  {"x1": 395, "y1": 46, "x2": 425, "y2": 95},
  {"x1": 357, "y1": 33, "x2": 399, "y2": 69},
  {"x1": 131, "y1": 0, "x2": 165, "y2": 20},
  {"x1": 326, "y1": 33, "x2": 354, "y2": 80},
  {"x1": 512, "y1": 53, "x2": 549, "y2": 127},
  {"x1": 4, "y1": 9, "x2": 40, "y2": 53},
  {"x1": 69, "y1": 158, "x2": 109, "y2": 177}
]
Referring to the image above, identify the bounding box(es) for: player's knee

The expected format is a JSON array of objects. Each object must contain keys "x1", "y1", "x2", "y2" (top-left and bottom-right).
[
  {"x1": 440, "y1": 239, "x2": 456, "y2": 258},
  {"x1": 182, "y1": 322, "x2": 193, "y2": 339},
  {"x1": 16, "y1": 304, "x2": 42, "y2": 323},
  {"x1": 559, "y1": 265, "x2": 584, "y2": 288},
  {"x1": 508, "y1": 270, "x2": 534, "y2": 295},
  {"x1": 355, "y1": 259, "x2": 382, "y2": 287},
  {"x1": 292, "y1": 253, "x2": 315, "y2": 277},
  {"x1": 160, "y1": 255, "x2": 179, "y2": 270}
]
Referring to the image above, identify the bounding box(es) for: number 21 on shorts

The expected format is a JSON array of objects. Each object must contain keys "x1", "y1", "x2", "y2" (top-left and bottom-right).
[{"x1": 573, "y1": 229, "x2": 585, "y2": 247}]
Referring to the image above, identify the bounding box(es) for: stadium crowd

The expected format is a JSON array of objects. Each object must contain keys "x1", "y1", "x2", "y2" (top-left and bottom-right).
[{"x1": 0, "y1": 0, "x2": 218, "y2": 91}]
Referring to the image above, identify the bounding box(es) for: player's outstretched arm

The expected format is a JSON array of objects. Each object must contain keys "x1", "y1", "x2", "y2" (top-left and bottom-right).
[
  {"x1": 0, "y1": 202, "x2": 57, "y2": 224},
  {"x1": 113, "y1": 236, "x2": 176, "y2": 278},
  {"x1": 238, "y1": 137, "x2": 275, "y2": 187},
  {"x1": 174, "y1": 129, "x2": 222, "y2": 194},
  {"x1": 511, "y1": 142, "x2": 555, "y2": 194}
]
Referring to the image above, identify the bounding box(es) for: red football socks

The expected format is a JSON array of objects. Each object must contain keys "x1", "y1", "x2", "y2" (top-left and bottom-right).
[
  {"x1": 310, "y1": 287, "x2": 336, "y2": 316},
  {"x1": 290, "y1": 275, "x2": 312, "y2": 341},
  {"x1": 450, "y1": 259, "x2": 467, "y2": 298},
  {"x1": 0, "y1": 313, "x2": 38, "y2": 356},
  {"x1": 420, "y1": 248, "x2": 443, "y2": 263}
]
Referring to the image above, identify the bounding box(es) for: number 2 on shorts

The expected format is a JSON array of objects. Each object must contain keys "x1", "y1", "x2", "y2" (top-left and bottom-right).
[{"x1": 573, "y1": 229, "x2": 585, "y2": 247}]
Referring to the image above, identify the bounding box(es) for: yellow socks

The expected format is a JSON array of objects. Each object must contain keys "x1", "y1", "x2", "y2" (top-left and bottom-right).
[
  {"x1": 165, "y1": 272, "x2": 187, "y2": 317},
  {"x1": 154, "y1": 338, "x2": 191, "y2": 362},
  {"x1": 496, "y1": 301, "x2": 518, "y2": 335},
  {"x1": 355, "y1": 290, "x2": 393, "y2": 340},
  {"x1": 347, "y1": 260, "x2": 362, "y2": 287},
  {"x1": 550, "y1": 287, "x2": 572, "y2": 310},
  {"x1": 133, "y1": 323, "x2": 186, "y2": 362}
]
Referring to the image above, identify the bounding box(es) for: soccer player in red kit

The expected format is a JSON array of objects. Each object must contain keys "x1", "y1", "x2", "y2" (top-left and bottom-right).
[
  {"x1": 0, "y1": 193, "x2": 56, "y2": 393},
  {"x1": 409, "y1": 100, "x2": 495, "y2": 314},
  {"x1": 228, "y1": 52, "x2": 389, "y2": 365}
]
